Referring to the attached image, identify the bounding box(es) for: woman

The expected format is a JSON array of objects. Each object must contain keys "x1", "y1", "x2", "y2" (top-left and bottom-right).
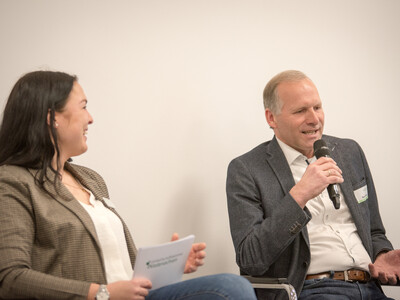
[{"x1": 0, "y1": 71, "x2": 256, "y2": 300}]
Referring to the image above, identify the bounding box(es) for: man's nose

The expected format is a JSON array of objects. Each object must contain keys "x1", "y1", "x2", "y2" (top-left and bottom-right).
[{"x1": 306, "y1": 109, "x2": 318, "y2": 124}]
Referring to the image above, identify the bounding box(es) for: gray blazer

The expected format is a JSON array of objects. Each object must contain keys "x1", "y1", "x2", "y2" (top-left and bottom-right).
[
  {"x1": 0, "y1": 163, "x2": 137, "y2": 300},
  {"x1": 226, "y1": 135, "x2": 393, "y2": 299}
]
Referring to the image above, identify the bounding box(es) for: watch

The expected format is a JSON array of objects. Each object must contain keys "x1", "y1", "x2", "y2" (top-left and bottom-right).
[{"x1": 95, "y1": 284, "x2": 110, "y2": 300}]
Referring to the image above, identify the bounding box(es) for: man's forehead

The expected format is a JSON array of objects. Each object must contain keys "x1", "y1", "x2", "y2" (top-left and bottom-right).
[
  {"x1": 278, "y1": 78, "x2": 314, "y2": 92},
  {"x1": 279, "y1": 79, "x2": 319, "y2": 97}
]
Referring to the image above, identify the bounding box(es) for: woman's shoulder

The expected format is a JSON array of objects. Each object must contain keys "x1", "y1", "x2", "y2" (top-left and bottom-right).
[
  {"x1": 67, "y1": 163, "x2": 105, "y2": 182},
  {"x1": 0, "y1": 165, "x2": 40, "y2": 193},
  {"x1": 68, "y1": 163, "x2": 102, "y2": 177},
  {"x1": 0, "y1": 164, "x2": 32, "y2": 179},
  {"x1": 67, "y1": 163, "x2": 109, "y2": 195}
]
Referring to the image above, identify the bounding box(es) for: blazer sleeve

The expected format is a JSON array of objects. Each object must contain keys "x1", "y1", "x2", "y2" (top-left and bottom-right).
[
  {"x1": 226, "y1": 156, "x2": 311, "y2": 276},
  {"x1": 353, "y1": 141, "x2": 393, "y2": 259},
  {"x1": 0, "y1": 169, "x2": 91, "y2": 300}
]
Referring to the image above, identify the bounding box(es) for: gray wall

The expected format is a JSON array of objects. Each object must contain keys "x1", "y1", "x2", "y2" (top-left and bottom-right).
[{"x1": 0, "y1": 0, "x2": 399, "y2": 297}]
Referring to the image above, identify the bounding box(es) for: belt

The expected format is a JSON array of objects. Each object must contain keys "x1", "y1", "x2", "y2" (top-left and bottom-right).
[{"x1": 306, "y1": 269, "x2": 370, "y2": 283}]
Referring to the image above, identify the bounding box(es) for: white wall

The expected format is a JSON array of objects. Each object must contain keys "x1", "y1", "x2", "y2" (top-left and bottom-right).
[{"x1": 0, "y1": 0, "x2": 399, "y2": 297}]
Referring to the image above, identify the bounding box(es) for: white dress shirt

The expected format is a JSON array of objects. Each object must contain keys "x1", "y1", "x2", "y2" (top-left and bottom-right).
[{"x1": 277, "y1": 138, "x2": 371, "y2": 274}]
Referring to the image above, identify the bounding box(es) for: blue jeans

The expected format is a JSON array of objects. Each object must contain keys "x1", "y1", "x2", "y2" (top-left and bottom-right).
[
  {"x1": 146, "y1": 273, "x2": 257, "y2": 300},
  {"x1": 299, "y1": 278, "x2": 394, "y2": 300}
]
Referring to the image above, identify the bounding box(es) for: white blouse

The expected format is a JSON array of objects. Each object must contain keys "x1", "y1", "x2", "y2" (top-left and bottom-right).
[{"x1": 78, "y1": 192, "x2": 133, "y2": 283}]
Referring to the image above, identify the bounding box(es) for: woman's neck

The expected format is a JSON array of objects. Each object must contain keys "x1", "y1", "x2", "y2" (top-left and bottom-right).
[{"x1": 51, "y1": 156, "x2": 67, "y2": 177}]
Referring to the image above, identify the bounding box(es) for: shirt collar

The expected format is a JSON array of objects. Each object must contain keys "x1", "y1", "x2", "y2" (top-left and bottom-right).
[{"x1": 276, "y1": 137, "x2": 312, "y2": 166}]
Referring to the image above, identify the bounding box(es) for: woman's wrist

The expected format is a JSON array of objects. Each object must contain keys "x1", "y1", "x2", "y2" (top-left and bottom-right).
[{"x1": 87, "y1": 283, "x2": 100, "y2": 300}]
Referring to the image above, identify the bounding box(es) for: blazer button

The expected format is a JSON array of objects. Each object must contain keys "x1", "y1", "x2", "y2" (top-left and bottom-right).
[{"x1": 289, "y1": 221, "x2": 302, "y2": 235}]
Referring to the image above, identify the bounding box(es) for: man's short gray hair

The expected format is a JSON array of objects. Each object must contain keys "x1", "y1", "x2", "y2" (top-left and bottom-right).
[{"x1": 263, "y1": 70, "x2": 310, "y2": 114}]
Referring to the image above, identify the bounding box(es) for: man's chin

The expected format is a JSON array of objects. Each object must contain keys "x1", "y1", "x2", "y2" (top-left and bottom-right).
[{"x1": 305, "y1": 133, "x2": 322, "y2": 144}]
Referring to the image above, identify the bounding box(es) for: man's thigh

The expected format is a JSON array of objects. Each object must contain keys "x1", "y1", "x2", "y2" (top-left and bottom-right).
[{"x1": 299, "y1": 279, "x2": 393, "y2": 300}]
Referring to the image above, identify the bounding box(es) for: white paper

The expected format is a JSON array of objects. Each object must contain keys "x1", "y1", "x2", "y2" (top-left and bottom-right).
[{"x1": 133, "y1": 235, "x2": 195, "y2": 290}]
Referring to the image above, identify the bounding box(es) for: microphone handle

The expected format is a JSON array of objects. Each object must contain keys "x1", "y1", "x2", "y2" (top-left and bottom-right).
[
  {"x1": 327, "y1": 184, "x2": 340, "y2": 209},
  {"x1": 319, "y1": 153, "x2": 341, "y2": 210}
]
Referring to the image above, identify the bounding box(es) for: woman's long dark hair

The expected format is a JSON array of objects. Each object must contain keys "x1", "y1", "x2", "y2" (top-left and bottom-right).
[{"x1": 0, "y1": 70, "x2": 77, "y2": 187}]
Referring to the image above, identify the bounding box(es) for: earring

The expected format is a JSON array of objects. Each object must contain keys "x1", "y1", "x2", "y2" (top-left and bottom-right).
[{"x1": 55, "y1": 122, "x2": 59, "y2": 128}]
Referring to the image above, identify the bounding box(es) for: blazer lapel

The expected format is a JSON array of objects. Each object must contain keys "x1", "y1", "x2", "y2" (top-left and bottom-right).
[
  {"x1": 265, "y1": 137, "x2": 310, "y2": 246},
  {"x1": 326, "y1": 138, "x2": 373, "y2": 255},
  {"x1": 66, "y1": 163, "x2": 138, "y2": 265},
  {"x1": 265, "y1": 137, "x2": 296, "y2": 193},
  {"x1": 32, "y1": 168, "x2": 102, "y2": 250},
  {"x1": 325, "y1": 138, "x2": 359, "y2": 213}
]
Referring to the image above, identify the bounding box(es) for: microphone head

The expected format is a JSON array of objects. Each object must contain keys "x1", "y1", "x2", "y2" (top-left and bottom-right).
[{"x1": 313, "y1": 139, "x2": 330, "y2": 158}]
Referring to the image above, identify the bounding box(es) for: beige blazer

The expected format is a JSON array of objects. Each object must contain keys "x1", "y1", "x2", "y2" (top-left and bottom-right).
[{"x1": 0, "y1": 163, "x2": 137, "y2": 300}]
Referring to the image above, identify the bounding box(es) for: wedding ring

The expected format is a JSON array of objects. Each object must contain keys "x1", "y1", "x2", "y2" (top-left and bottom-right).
[{"x1": 328, "y1": 170, "x2": 331, "y2": 176}]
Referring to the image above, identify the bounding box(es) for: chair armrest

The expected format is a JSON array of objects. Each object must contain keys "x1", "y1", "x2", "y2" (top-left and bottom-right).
[
  {"x1": 381, "y1": 281, "x2": 400, "y2": 286},
  {"x1": 242, "y1": 275, "x2": 297, "y2": 300},
  {"x1": 242, "y1": 275, "x2": 291, "y2": 284}
]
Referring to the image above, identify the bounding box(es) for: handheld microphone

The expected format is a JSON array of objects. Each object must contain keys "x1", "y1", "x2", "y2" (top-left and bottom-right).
[{"x1": 313, "y1": 139, "x2": 340, "y2": 209}]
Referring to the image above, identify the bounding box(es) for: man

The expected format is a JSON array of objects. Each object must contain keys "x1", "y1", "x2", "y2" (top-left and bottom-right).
[{"x1": 226, "y1": 70, "x2": 400, "y2": 299}]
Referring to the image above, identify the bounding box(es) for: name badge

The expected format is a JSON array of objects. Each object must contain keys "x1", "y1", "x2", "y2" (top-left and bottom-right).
[{"x1": 354, "y1": 185, "x2": 368, "y2": 203}]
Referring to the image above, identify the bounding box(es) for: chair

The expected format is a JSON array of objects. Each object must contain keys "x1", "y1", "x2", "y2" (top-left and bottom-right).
[
  {"x1": 243, "y1": 275, "x2": 400, "y2": 300},
  {"x1": 242, "y1": 275, "x2": 297, "y2": 300}
]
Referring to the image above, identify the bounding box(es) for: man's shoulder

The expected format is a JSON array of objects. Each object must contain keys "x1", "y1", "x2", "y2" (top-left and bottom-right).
[
  {"x1": 227, "y1": 140, "x2": 280, "y2": 174},
  {"x1": 231, "y1": 141, "x2": 271, "y2": 162},
  {"x1": 323, "y1": 134, "x2": 361, "y2": 151}
]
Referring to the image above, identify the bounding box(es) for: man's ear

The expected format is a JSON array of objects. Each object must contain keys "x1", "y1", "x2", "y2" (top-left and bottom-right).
[{"x1": 265, "y1": 109, "x2": 276, "y2": 129}]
